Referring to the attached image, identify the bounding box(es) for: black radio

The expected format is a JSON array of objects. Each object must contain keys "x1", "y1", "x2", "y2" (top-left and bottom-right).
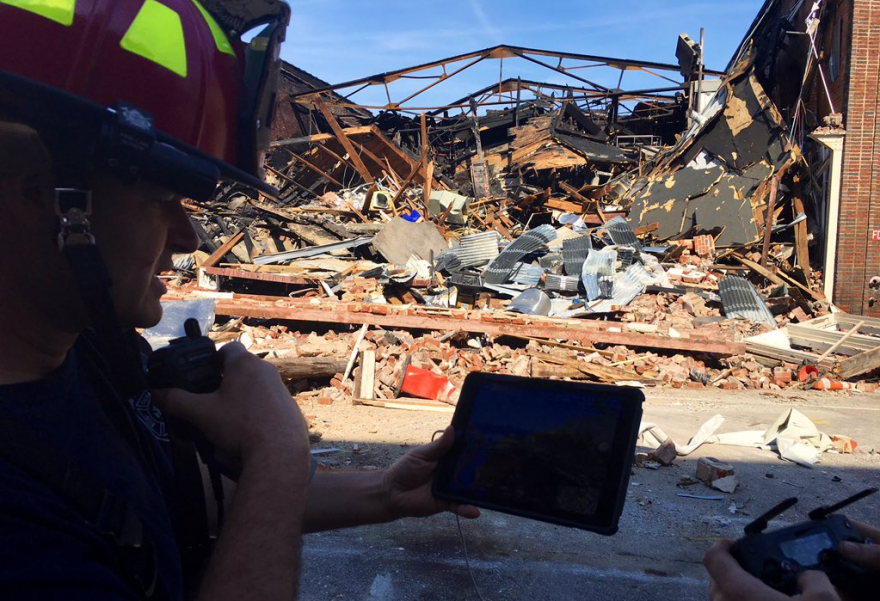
[{"x1": 147, "y1": 318, "x2": 221, "y2": 393}]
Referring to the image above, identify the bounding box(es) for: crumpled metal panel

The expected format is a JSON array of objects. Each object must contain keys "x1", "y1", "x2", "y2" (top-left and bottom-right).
[
  {"x1": 509, "y1": 262, "x2": 545, "y2": 286},
  {"x1": 719, "y1": 276, "x2": 776, "y2": 328},
  {"x1": 581, "y1": 247, "x2": 617, "y2": 300},
  {"x1": 539, "y1": 252, "x2": 564, "y2": 272},
  {"x1": 508, "y1": 288, "x2": 551, "y2": 316},
  {"x1": 434, "y1": 251, "x2": 463, "y2": 273},
  {"x1": 483, "y1": 224, "x2": 557, "y2": 284},
  {"x1": 563, "y1": 235, "x2": 592, "y2": 276},
  {"x1": 603, "y1": 216, "x2": 641, "y2": 250},
  {"x1": 617, "y1": 247, "x2": 636, "y2": 269},
  {"x1": 545, "y1": 274, "x2": 581, "y2": 292},
  {"x1": 447, "y1": 272, "x2": 484, "y2": 289},
  {"x1": 587, "y1": 263, "x2": 654, "y2": 313}
]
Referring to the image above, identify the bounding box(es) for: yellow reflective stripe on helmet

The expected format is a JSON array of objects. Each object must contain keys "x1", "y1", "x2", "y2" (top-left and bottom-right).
[
  {"x1": 1, "y1": 0, "x2": 76, "y2": 26},
  {"x1": 120, "y1": 0, "x2": 187, "y2": 77},
  {"x1": 191, "y1": 0, "x2": 235, "y2": 56}
]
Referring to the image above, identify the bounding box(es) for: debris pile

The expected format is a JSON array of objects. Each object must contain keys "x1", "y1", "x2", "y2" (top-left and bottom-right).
[{"x1": 165, "y1": 6, "x2": 880, "y2": 402}]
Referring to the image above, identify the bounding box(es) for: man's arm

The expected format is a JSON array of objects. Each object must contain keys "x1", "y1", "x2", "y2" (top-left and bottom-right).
[
  {"x1": 153, "y1": 342, "x2": 311, "y2": 601},
  {"x1": 303, "y1": 427, "x2": 480, "y2": 533}
]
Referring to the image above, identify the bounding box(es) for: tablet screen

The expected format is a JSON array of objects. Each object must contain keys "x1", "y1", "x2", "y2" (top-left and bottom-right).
[{"x1": 433, "y1": 373, "x2": 643, "y2": 534}]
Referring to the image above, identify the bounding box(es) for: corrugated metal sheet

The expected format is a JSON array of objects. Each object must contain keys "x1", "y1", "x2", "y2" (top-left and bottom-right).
[
  {"x1": 455, "y1": 231, "x2": 500, "y2": 267},
  {"x1": 563, "y1": 235, "x2": 592, "y2": 276},
  {"x1": 483, "y1": 225, "x2": 557, "y2": 284},
  {"x1": 545, "y1": 274, "x2": 581, "y2": 292},
  {"x1": 719, "y1": 276, "x2": 776, "y2": 328},
  {"x1": 509, "y1": 262, "x2": 545, "y2": 286},
  {"x1": 604, "y1": 216, "x2": 641, "y2": 250}
]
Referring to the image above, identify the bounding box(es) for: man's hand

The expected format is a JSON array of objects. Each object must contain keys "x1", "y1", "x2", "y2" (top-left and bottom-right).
[
  {"x1": 151, "y1": 341, "x2": 310, "y2": 469},
  {"x1": 382, "y1": 426, "x2": 480, "y2": 521},
  {"x1": 838, "y1": 521, "x2": 880, "y2": 572},
  {"x1": 704, "y1": 540, "x2": 840, "y2": 601},
  {"x1": 151, "y1": 341, "x2": 311, "y2": 601}
]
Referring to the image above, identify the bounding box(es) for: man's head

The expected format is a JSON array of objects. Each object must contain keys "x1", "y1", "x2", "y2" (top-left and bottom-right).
[
  {"x1": 0, "y1": 122, "x2": 199, "y2": 330},
  {"x1": 0, "y1": 1, "x2": 289, "y2": 332}
]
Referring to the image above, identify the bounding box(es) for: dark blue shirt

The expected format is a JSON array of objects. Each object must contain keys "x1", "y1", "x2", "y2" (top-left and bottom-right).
[{"x1": 0, "y1": 346, "x2": 183, "y2": 600}]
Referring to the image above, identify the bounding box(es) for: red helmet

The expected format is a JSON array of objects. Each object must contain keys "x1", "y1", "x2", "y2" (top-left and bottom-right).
[{"x1": 0, "y1": 0, "x2": 289, "y2": 199}]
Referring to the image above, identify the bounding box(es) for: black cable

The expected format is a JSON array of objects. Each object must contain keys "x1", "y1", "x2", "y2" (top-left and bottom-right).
[{"x1": 431, "y1": 429, "x2": 487, "y2": 601}]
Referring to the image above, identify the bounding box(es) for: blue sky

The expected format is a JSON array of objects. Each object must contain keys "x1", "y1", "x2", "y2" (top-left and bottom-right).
[{"x1": 281, "y1": 1, "x2": 763, "y2": 111}]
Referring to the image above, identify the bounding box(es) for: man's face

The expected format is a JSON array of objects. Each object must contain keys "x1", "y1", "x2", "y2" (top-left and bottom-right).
[{"x1": 88, "y1": 176, "x2": 200, "y2": 329}]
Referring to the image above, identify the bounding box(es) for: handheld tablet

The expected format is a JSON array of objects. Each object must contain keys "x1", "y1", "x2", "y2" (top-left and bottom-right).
[{"x1": 432, "y1": 373, "x2": 644, "y2": 535}]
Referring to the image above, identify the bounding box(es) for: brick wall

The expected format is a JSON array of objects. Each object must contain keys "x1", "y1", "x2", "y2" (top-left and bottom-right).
[{"x1": 835, "y1": 0, "x2": 880, "y2": 314}]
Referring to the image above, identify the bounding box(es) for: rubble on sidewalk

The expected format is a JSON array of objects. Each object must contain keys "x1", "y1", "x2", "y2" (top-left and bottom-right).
[{"x1": 160, "y1": 4, "x2": 880, "y2": 408}]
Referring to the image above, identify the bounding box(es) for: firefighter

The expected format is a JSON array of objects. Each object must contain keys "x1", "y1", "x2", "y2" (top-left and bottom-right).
[{"x1": 0, "y1": 2, "x2": 476, "y2": 599}]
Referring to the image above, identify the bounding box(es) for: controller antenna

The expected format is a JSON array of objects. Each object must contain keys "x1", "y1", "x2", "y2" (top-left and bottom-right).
[
  {"x1": 744, "y1": 497, "x2": 798, "y2": 536},
  {"x1": 808, "y1": 487, "x2": 878, "y2": 521}
]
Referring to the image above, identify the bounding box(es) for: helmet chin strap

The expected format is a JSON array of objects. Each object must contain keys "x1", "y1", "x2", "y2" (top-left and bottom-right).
[{"x1": 55, "y1": 185, "x2": 146, "y2": 400}]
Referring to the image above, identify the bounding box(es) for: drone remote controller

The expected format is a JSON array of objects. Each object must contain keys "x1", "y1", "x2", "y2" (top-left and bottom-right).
[{"x1": 731, "y1": 488, "x2": 878, "y2": 599}]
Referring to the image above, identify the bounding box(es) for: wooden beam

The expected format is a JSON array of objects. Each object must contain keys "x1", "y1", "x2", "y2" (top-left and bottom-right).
[
  {"x1": 390, "y1": 163, "x2": 422, "y2": 213},
  {"x1": 835, "y1": 345, "x2": 880, "y2": 380},
  {"x1": 353, "y1": 350, "x2": 376, "y2": 400},
  {"x1": 530, "y1": 351, "x2": 653, "y2": 384},
  {"x1": 315, "y1": 100, "x2": 374, "y2": 184},
  {"x1": 760, "y1": 176, "x2": 779, "y2": 267},
  {"x1": 545, "y1": 197, "x2": 585, "y2": 214},
  {"x1": 170, "y1": 293, "x2": 745, "y2": 355},
  {"x1": 424, "y1": 161, "x2": 434, "y2": 218},
  {"x1": 366, "y1": 124, "x2": 444, "y2": 190},
  {"x1": 285, "y1": 148, "x2": 343, "y2": 187},
  {"x1": 314, "y1": 141, "x2": 356, "y2": 172},
  {"x1": 271, "y1": 126, "x2": 373, "y2": 147},
  {"x1": 732, "y1": 253, "x2": 825, "y2": 302},
  {"x1": 559, "y1": 181, "x2": 605, "y2": 223},
  {"x1": 421, "y1": 113, "x2": 431, "y2": 209},
  {"x1": 266, "y1": 356, "x2": 347, "y2": 380},
  {"x1": 354, "y1": 397, "x2": 454, "y2": 412},
  {"x1": 201, "y1": 230, "x2": 245, "y2": 269},
  {"x1": 791, "y1": 183, "x2": 811, "y2": 278}
]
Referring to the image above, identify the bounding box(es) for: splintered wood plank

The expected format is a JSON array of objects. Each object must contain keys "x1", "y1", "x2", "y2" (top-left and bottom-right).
[
  {"x1": 354, "y1": 398, "x2": 455, "y2": 412},
  {"x1": 732, "y1": 253, "x2": 825, "y2": 302},
  {"x1": 545, "y1": 198, "x2": 585, "y2": 214},
  {"x1": 835, "y1": 345, "x2": 880, "y2": 380},
  {"x1": 286, "y1": 149, "x2": 343, "y2": 187},
  {"x1": 266, "y1": 356, "x2": 347, "y2": 380},
  {"x1": 271, "y1": 126, "x2": 372, "y2": 147},
  {"x1": 315, "y1": 100, "x2": 374, "y2": 184},
  {"x1": 201, "y1": 230, "x2": 245, "y2": 268},
  {"x1": 791, "y1": 184, "x2": 811, "y2": 278},
  {"x1": 353, "y1": 350, "x2": 376, "y2": 400}
]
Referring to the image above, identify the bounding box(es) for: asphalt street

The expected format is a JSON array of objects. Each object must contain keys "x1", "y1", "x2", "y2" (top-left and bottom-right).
[{"x1": 299, "y1": 389, "x2": 880, "y2": 601}]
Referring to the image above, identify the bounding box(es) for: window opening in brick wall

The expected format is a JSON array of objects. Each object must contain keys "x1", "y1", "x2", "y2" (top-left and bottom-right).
[{"x1": 829, "y1": 15, "x2": 842, "y2": 81}]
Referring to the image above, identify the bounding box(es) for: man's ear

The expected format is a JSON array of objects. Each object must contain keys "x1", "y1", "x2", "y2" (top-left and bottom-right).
[{"x1": 0, "y1": 173, "x2": 54, "y2": 226}]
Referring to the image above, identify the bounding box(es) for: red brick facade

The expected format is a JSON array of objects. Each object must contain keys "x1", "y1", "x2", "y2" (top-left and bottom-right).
[{"x1": 836, "y1": 0, "x2": 880, "y2": 314}]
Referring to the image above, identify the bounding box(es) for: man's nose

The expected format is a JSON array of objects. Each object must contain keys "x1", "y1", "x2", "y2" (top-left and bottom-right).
[{"x1": 167, "y1": 200, "x2": 200, "y2": 254}]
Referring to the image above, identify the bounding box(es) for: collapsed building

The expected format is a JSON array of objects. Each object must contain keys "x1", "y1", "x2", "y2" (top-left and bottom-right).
[{"x1": 169, "y1": 0, "x2": 880, "y2": 401}]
